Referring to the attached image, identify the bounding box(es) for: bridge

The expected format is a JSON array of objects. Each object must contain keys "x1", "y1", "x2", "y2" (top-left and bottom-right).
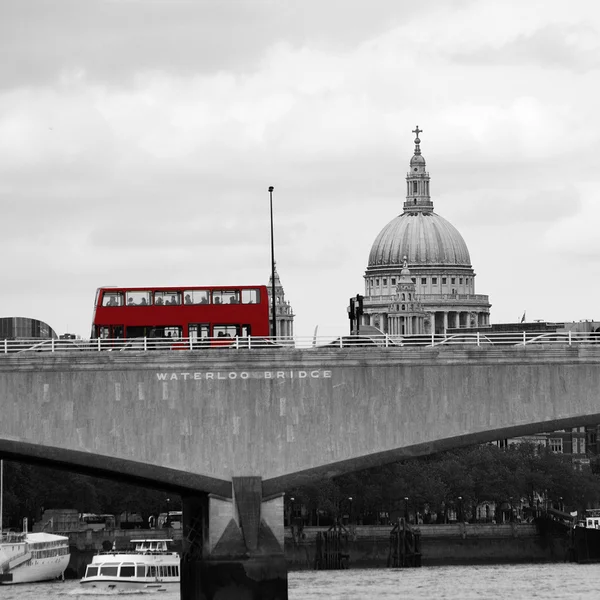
[{"x1": 2, "y1": 344, "x2": 600, "y2": 598}]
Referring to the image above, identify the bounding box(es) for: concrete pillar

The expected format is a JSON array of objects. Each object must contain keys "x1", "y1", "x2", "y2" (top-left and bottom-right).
[
  {"x1": 443, "y1": 311, "x2": 448, "y2": 332},
  {"x1": 181, "y1": 477, "x2": 287, "y2": 599}
]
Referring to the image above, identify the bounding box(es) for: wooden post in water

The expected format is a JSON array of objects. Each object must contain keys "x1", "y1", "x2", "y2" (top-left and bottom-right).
[
  {"x1": 314, "y1": 521, "x2": 350, "y2": 570},
  {"x1": 387, "y1": 517, "x2": 422, "y2": 568}
]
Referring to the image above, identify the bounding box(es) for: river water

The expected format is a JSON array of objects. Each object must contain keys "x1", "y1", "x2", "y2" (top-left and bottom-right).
[{"x1": 2, "y1": 564, "x2": 599, "y2": 599}]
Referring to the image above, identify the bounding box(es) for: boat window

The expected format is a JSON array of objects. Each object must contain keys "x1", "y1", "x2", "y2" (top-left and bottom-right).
[
  {"x1": 137, "y1": 565, "x2": 145, "y2": 577},
  {"x1": 120, "y1": 564, "x2": 135, "y2": 578},
  {"x1": 86, "y1": 566, "x2": 99, "y2": 577},
  {"x1": 100, "y1": 564, "x2": 119, "y2": 576}
]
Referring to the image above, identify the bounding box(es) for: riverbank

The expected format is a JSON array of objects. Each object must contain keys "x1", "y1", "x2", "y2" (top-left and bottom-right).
[
  {"x1": 62, "y1": 522, "x2": 568, "y2": 578},
  {"x1": 285, "y1": 523, "x2": 568, "y2": 569}
]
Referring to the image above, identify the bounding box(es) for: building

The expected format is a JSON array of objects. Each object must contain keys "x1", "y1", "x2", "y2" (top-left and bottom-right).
[
  {"x1": 267, "y1": 265, "x2": 295, "y2": 339},
  {"x1": 0, "y1": 317, "x2": 57, "y2": 340},
  {"x1": 362, "y1": 127, "x2": 491, "y2": 335}
]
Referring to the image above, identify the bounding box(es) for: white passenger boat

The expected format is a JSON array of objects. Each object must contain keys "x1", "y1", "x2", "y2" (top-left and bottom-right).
[
  {"x1": 0, "y1": 460, "x2": 71, "y2": 584},
  {"x1": 0, "y1": 530, "x2": 70, "y2": 584},
  {"x1": 80, "y1": 538, "x2": 180, "y2": 592}
]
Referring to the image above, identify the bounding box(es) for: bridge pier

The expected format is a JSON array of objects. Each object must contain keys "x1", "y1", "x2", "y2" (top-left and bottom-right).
[{"x1": 181, "y1": 476, "x2": 288, "y2": 599}]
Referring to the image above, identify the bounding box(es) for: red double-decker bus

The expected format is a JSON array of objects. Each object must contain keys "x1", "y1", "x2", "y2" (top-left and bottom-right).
[{"x1": 91, "y1": 285, "x2": 270, "y2": 344}]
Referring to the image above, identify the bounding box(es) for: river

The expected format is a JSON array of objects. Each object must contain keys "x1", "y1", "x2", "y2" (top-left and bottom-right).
[{"x1": 1, "y1": 564, "x2": 600, "y2": 599}]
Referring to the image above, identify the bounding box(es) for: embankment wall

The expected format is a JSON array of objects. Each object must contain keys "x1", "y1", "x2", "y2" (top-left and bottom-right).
[{"x1": 63, "y1": 523, "x2": 568, "y2": 577}]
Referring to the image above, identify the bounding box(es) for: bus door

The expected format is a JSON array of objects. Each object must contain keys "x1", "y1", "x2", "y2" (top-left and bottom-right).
[
  {"x1": 190, "y1": 324, "x2": 209, "y2": 349},
  {"x1": 98, "y1": 325, "x2": 124, "y2": 348}
]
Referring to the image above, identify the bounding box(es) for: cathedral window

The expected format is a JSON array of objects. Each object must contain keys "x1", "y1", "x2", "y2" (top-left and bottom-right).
[
  {"x1": 383, "y1": 278, "x2": 387, "y2": 285},
  {"x1": 412, "y1": 181, "x2": 418, "y2": 193},
  {"x1": 442, "y1": 277, "x2": 447, "y2": 285},
  {"x1": 459, "y1": 278, "x2": 463, "y2": 285},
  {"x1": 451, "y1": 278, "x2": 456, "y2": 284},
  {"x1": 432, "y1": 277, "x2": 437, "y2": 285},
  {"x1": 391, "y1": 278, "x2": 396, "y2": 285},
  {"x1": 421, "y1": 278, "x2": 426, "y2": 285},
  {"x1": 401, "y1": 293, "x2": 406, "y2": 301},
  {"x1": 411, "y1": 278, "x2": 416, "y2": 284},
  {"x1": 402, "y1": 304, "x2": 406, "y2": 311},
  {"x1": 376, "y1": 279, "x2": 379, "y2": 286}
]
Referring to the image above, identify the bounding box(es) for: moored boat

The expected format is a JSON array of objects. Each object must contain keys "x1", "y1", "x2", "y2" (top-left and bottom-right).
[
  {"x1": 80, "y1": 538, "x2": 180, "y2": 592},
  {"x1": 0, "y1": 530, "x2": 70, "y2": 584}
]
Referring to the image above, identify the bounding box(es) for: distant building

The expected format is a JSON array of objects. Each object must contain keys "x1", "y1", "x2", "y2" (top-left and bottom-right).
[
  {"x1": 267, "y1": 265, "x2": 295, "y2": 339},
  {"x1": 362, "y1": 128, "x2": 491, "y2": 334},
  {"x1": 0, "y1": 317, "x2": 57, "y2": 340}
]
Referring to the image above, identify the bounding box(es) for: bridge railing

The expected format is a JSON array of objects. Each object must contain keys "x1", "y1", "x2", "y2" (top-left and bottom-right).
[{"x1": 1, "y1": 330, "x2": 600, "y2": 354}]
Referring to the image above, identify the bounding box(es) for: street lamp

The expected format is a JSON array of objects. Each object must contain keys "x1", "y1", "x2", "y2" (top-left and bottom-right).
[
  {"x1": 348, "y1": 497, "x2": 353, "y2": 524},
  {"x1": 268, "y1": 186, "x2": 277, "y2": 339},
  {"x1": 404, "y1": 497, "x2": 409, "y2": 521},
  {"x1": 458, "y1": 496, "x2": 463, "y2": 522}
]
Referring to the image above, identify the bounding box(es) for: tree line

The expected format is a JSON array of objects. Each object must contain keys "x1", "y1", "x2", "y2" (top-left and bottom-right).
[{"x1": 2, "y1": 443, "x2": 600, "y2": 529}]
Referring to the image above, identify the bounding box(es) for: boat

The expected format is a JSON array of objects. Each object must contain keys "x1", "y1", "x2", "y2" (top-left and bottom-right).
[
  {"x1": 568, "y1": 510, "x2": 600, "y2": 563},
  {"x1": 80, "y1": 538, "x2": 180, "y2": 592},
  {"x1": 0, "y1": 529, "x2": 70, "y2": 584},
  {"x1": 0, "y1": 460, "x2": 71, "y2": 584}
]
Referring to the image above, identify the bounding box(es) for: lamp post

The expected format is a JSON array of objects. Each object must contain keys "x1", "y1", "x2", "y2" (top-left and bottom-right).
[
  {"x1": 348, "y1": 497, "x2": 353, "y2": 524},
  {"x1": 404, "y1": 497, "x2": 409, "y2": 521},
  {"x1": 458, "y1": 496, "x2": 463, "y2": 522},
  {"x1": 268, "y1": 186, "x2": 277, "y2": 339}
]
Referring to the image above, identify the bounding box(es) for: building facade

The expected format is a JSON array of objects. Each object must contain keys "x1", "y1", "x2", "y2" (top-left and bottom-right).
[{"x1": 362, "y1": 128, "x2": 491, "y2": 335}]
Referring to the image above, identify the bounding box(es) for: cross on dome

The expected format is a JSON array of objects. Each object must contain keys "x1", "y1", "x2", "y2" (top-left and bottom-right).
[{"x1": 412, "y1": 126, "x2": 422, "y2": 154}]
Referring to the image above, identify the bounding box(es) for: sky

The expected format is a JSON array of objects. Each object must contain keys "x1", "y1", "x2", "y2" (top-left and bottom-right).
[{"x1": 1, "y1": 0, "x2": 599, "y2": 339}]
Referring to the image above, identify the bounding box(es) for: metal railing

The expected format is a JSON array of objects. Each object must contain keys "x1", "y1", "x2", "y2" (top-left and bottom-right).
[{"x1": 1, "y1": 330, "x2": 600, "y2": 354}]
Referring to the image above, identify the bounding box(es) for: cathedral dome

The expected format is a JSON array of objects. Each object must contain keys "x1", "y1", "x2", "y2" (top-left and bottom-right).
[{"x1": 368, "y1": 211, "x2": 471, "y2": 267}]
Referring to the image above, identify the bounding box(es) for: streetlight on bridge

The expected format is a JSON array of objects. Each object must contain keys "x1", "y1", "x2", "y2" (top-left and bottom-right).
[{"x1": 268, "y1": 186, "x2": 277, "y2": 339}]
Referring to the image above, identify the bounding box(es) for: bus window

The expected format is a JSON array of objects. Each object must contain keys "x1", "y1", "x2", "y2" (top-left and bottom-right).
[
  {"x1": 126, "y1": 291, "x2": 152, "y2": 306},
  {"x1": 189, "y1": 324, "x2": 209, "y2": 339},
  {"x1": 102, "y1": 292, "x2": 123, "y2": 307},
  {"x1": 213, "y1": 290, "x2": 239, "y2": 305},
  {"x1": 155, "y1": 291, "x2": 181, "y2": 306},
  {"x1": 164, "y1": 326, "x2": 182, "y2": 339},
  {"x1": 183, "y1": 290, "x2": 209, "y2": 305},
  {"x1": 214, "y1": 325, "x2": 238, "y2": 338},
  {"x1": 241, "y1": 324, "x2": 251, "y2": 337},
  {"x1": 241, "y1": 289, "x2": 260, "y2": 304}
]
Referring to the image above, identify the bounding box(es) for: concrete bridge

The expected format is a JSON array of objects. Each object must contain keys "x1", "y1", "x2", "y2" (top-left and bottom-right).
[{"x1": 1, "y1": 346, "x2": 600, "y2": 598}]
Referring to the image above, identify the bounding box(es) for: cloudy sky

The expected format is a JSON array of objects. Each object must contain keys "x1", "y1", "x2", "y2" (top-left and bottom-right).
[{"x1": 1, "y1": 0, "x2": 599, "y2": 339}]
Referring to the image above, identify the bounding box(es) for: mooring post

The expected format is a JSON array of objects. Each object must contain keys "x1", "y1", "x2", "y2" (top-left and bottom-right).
[{"x1": 180, "y1": 477, "x2": 288, "y2": 599}]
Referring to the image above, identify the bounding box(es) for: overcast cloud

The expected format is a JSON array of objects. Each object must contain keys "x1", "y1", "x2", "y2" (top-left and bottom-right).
[{"x1": 1, "y1": 0, "x2": 599, "y2": 338}]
